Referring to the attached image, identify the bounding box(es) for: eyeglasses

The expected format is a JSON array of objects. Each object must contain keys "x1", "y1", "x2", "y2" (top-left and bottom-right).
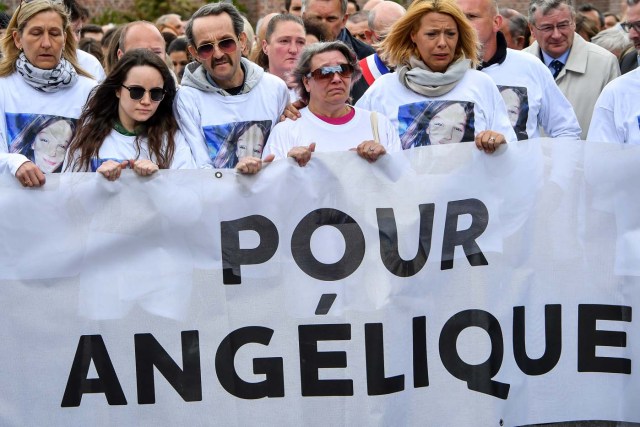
[
  {"x1": 195, "y1": 38, "x2": 238, "y2": 59},
  {"x1": 121, "y1": 85, "x2": 166, "y2": 102},
  {"x1": 621, "y1": 20, "x2": 640, "y2": 32},
  {"x1": 306, "y1": 63, "x2": 354, "y2": 80},
  {"x1": 532, "y1": 20, "x2": 573, "y2": 33}
]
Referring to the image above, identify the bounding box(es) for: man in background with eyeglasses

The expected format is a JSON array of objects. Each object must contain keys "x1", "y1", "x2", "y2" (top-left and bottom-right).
[
  {"x1": 524, "y1": 0, "x2": 619, "y2": 139},
  {"x1": 174, "y1": 2, "x2": 289, "y2": 169},
  {"x1": 619, "y1": 0, "x2": 640, "y2": 74},
  {"x1": 457, "y1": 0, "x2": 580, "y2": 141}
]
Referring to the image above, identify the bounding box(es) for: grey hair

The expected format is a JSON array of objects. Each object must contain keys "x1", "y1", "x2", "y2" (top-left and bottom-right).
[
  {"x1": 291, "y1": 41, "x2": 362, "y2": 103},
  {"x1": 349, "y1": 10, "x2": 369, "y2": 24},
  {"x1": 301, "y1": 0, "x2": 348, "y2": 17},
  {"x1": 528, "y1": 0, "x2": 575, "y2": 25},
  {"x1": 500, "y1": 8, "x2": 529, "y2": 39},
  {"x1": 185, "y1": 3, "x2": 245, "y2": 47},
  {"x1": 591, "y1": 27, "x2": 632, "y2": 54}
]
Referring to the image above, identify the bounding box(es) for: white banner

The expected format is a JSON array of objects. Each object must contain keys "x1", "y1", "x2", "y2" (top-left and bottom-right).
[{"x1": 1, "y1": 139, "x2": 639, "y2": 426}]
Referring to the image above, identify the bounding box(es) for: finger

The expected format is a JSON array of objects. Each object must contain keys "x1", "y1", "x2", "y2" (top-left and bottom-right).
[
  {"x1": 263, "y1": 154, "x2": 275, "y2": 163},
  {"x1": 308, "y1": 142, "x2": 316, "y2": 153},
  {"x1": 32, "y1": 168, "x2": 46, "y2": 186}
]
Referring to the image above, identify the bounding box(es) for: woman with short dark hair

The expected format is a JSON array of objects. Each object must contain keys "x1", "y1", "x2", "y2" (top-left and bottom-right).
[{"x1": 264, "y1": 41, "x2": 400, "y2": 166}]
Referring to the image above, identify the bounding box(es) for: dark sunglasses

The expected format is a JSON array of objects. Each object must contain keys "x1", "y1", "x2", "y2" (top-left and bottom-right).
[
  {"x1": 121, "y1": 85, "x2": 166, "y2": 102},
  {"x1": 195, "y1": 38, "x2": 238, "y2": 59},
  {"x1": 306, "y1": 63, "x2": 354, "y2": 80}
]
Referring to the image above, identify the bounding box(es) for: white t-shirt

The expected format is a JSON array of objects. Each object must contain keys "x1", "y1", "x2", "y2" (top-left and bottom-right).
[
  {"x1": 174, "y1": 73, "x2": 289, "y2": 169},
  {"x1": 263, "y1": 106, "x2": 401, "y2": 159},
  {"x1": 0, "y1": 72, "x2": 96, "y2": 175},
  {"x1": 587, "y1": 67, "x2": 640, "y2": 144},
  {"x1": 482, "y1": 49, "x2": 581, "y2": 140},
  {"x1": 356, "y1": 69, "x2": 517, "y2": 149},
  {"x1": 77, "y1": 49, "x2": 106, "y2": 82},
  {"x1": 63, "y1": 129, "x2": 195, "y2": 171}
]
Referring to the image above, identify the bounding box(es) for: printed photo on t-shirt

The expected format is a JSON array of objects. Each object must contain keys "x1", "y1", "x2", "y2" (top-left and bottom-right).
[
  {"x1": 6, "y1": 113, "x2": 77, "y2": 174},
  {"x1": 398, "y1": 100, "x2": 475, "y2": 150},
  {"x1": 498, "y1": 85, "x2": 529, "y2": 141},
  {"x1": 202, "y1": 120, "x2": 272, "y2": 168}
]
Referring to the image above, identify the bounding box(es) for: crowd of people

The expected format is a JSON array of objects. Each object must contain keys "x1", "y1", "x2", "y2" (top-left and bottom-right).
[{"x1": 0, "y1": 0, "x2": 639, "y2": 188}]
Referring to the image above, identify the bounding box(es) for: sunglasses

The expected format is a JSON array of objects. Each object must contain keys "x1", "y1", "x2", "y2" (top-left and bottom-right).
[
  {"x1": 306, "y1": 63, "x2": 354, "y2": 80},
  {"x1": 121, "y1": 85, "x2": 166, "y2": 102},
  {"x1": 195, "y1": 38, "x2": 238, "y2": 59}
]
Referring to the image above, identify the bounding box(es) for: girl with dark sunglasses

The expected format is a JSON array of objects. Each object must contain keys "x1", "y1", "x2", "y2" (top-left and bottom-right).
[{"x1": 65, "y1": 49, "x2": 195, "y2": 179}]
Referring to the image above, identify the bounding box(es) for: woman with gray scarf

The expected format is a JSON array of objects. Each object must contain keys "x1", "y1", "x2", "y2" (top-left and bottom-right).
[
  {"x1": 356, "y1": 0, "x2": 515, "y2": 153},
  {"x1": 0, "y1": 0, "x2": 96, "y2": 187}
]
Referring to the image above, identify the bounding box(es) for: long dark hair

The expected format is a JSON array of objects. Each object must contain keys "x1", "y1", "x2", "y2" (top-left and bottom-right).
[{"x1": 67, "y1": 49, "x2": 178, "y2": 171}]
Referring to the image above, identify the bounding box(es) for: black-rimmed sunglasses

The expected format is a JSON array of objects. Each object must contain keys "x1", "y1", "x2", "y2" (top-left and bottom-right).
[
  {"x1": 121, "y1": 85, "x2": 166, "y2": 102},
  {"x1": 195, "y1": 38, "x2": 238, "y2": 59},
  {"x1": 306, "y1": 63, "x2": 354, "y2": 81}
]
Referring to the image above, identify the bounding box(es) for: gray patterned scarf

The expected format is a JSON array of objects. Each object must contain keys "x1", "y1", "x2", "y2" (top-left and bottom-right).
[{"x1": 15, "y1": 53, "x2": 78, "y2": 93}]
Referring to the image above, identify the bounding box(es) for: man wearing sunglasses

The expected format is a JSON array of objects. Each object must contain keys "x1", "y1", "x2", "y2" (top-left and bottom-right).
[
  {"x1": 523, "y1": 0, "x2": 619, "y2": 139},
  {"x1": 620, "y1": 0, "x2": 640, "y2": 74},
  {"x1": 175, "y1": 2, "x2": 289, "y2": 169}
]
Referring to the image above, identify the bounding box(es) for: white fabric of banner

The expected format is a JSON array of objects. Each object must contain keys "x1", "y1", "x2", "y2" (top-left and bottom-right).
[{"x1": 1, "y1": 139, "x2": 640, "y2": 426}]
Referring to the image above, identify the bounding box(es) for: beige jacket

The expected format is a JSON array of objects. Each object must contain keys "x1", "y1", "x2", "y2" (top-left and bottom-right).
[{"x1": 524, "y1": 34, "x2": 620, "y2": 139}]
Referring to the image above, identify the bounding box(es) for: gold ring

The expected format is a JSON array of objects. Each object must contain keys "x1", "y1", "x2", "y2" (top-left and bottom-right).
[{"x1": 488, "y1": 137, "x2": 496, "y2": 142}]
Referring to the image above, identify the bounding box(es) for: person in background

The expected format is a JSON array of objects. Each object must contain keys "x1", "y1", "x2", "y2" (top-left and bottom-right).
[
  {"x1": 117, "y1": 21, "x2": 167, "y2": 61},
  {"x1": 524, "y1": 0, "x2": 620, "y2": 139},
  {"x1": 80, "y1": 23, "x2": 103, "y2": 42},
  {"x1": 0, "y1": 11, "x2": 10, "y2": 37},
  {"x1": 619, "y1": 0, "x2": 640, "y2": 74},
  {"x1": 242, "y1": 15, "x2": 255, "y2": 57},
  {"x1": 79, "y1": 37, "x2": 104, "y2": 64},
  {"x1": 304, "y1": 18, "x2": 329, "y2": 44},
  {"x1": 0, "y1": 0, "x2": 96, "y2": 187},
  {"x1": 302, "y1": 0, "x2": 374, "y2": 102},
  {"x1": 591, "y1": 26, "x2": 632, "y2": 58},
  {"x1": 63, "y1": 0, "x2": 106, "y2": 81},
  {"x1": 457, "y1": 0, "x2": 580, "y2": 140},
  {"x1": 499, "y1": 8, "x2": 530, "y2": 50},
  {"x1": 167, "y1": 37, "x2": 190, "y2": 82},
  {"x1": 576, "y1": 13, "x2": 599, "y2": 41},
  {"x1": 346, "y1": 11, "x2": 370, "y2": 44},
  {"x1": 103, "y1": 25, "x2": 123, "y2": 73},
  {"x1": 347, "y1": 0, "x2": 360, "y2": 15},
  {"x1": 604, "y1": 11, "x2": 621, "y2": 29},
  {"x1": 356, "y1": 0, "x2": 515, "y2": 152},
  {"x1": 65, "y1": 49, "x2": 194, "y2": 178},
  {"x1": 357, "y1": 1, "x2": 406, "y2": 90},
  {"x1": 578, "y1": 3, "x2": 604, "y2": 31},
  {"x1": 257, "y1": 14, "x2": 307, "y2": 100},
  {"x1": 264, "y1": 41, "x2": 399, "y2": 165},
  {"x1": 285, "y1": 0, "x2": 303, "y2": 16},
  {"x1": 156, "y1": 13, "x2": 184, "y2": 36}
]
